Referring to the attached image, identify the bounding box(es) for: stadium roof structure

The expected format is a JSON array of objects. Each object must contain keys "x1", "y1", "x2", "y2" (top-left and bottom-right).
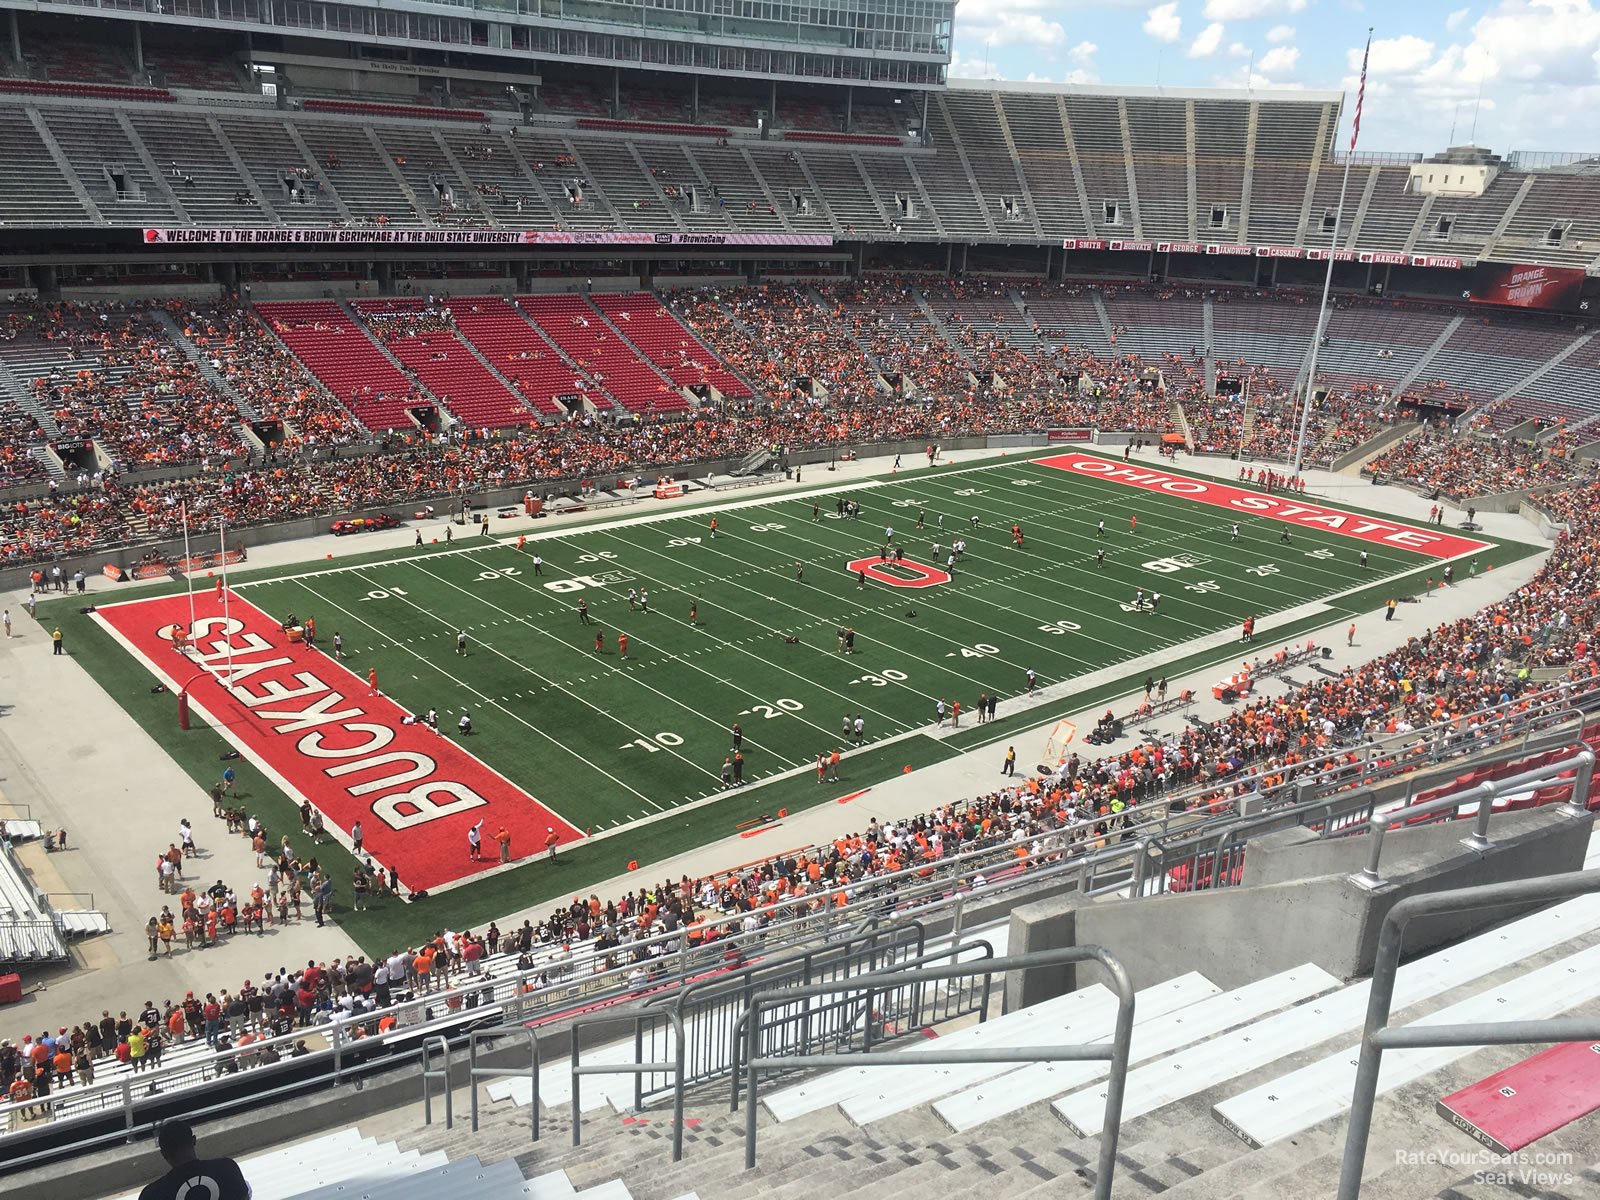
[{"x1": 948, "y1": 78, "x2": 1346, "y2": 107}]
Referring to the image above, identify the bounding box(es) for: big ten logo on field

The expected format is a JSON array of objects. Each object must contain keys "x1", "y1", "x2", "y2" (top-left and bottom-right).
[
  {"x1": 544, "y1": 569, "x2": 634, "y2": 593},
  {"x1": 846, "y1": 556, "x2": 951, "y2": 588}
]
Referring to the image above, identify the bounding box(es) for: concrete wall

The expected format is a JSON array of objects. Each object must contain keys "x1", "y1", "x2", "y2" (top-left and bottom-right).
[
  {"x1": 0, "y1": 1009, "x2": 643, "y2": 1200},
  {"x1": 61, "y1": 284, "x2": 226, "y2": 303},
  {"x1": 1006, "y1": 806, "x2": 1594, "y2": 1003}
]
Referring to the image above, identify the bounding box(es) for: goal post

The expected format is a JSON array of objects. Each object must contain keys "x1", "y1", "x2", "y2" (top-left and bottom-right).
[{"x1": 1042, "y1": 719, "x2": 1077, "y2": 765}]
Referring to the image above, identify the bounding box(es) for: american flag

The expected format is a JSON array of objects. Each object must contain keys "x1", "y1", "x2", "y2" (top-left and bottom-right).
[{"x1": 1350, "y1": 31, "x2": 1372, "y2": 151}]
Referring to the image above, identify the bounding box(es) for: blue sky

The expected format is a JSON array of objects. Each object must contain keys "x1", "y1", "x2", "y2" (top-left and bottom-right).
[{"x1": 947, "y1": 0, "x2": 1600, "y2": 153}]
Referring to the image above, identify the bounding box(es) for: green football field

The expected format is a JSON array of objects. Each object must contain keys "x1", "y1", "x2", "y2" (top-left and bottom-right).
[
  {"x1": 65, "y1": 447, "x2": 1542, "y2": 949},
  {"x1": 223, "y1": 449, "x2": 1526, "y2": 835}
]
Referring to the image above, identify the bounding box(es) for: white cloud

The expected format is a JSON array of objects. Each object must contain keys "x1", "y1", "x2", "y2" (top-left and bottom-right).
[
  {"x1": 1203, "y1": 0, "x2": 1307, "y2": 18},
  {"x1": 1445, "y1": 6, "x2": 1472, "y2": 31},
  {"x1": 1266, "y1": 23, "x2": 1295, "y2": 43},
  {"x1": 1144, "y1": 2, "x2": 1183, "y2": 43},
  {"x1": 945, "y1": 47, "x2": 1004, "y2": 79},
  {"x1": 1227, "y1": 41, "x2": 1253, "y2": 57},
  {"x1": 1360, "y1": 33, "x2": 1438, "y2": 76},
  {"x1": 950, "y1": 0, "x2": 1068, "y2": 51},
  {"x1": 1336, "y1": 2, "x2": 1600, "y2": 153},
  {"x1": 1065, "y1": 39, "x2": 1101, "y2": 84},
  {"x1": 1257, "y1": 44, "x2": 1300, "y2": 74},
  {"x1": 1189, "y1": 21, "x2": 1226, "y2": 57}
]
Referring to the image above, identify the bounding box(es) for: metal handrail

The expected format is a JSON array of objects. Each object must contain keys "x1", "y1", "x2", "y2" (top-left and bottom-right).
[
  {"x1": 727, "y1": 935, "x2": 997, "y2": 1110},
  {"x1": 1350, "y1": 749, "x2": 1594, "y2": 889},
  {"x1": 569, "y1": 1010, "x2": 688, "y2": 1162},
  {"x1": 738, "y1": 946, "x2": 1137, "y2": 1200},
  {"x1": 5, "y1": 702, "x2": 1591, "y2": 1146},
  {"x1": 420, "y1": 1034, "x2": 453, "y2": 1129},
  {"x1": 468, "y1": 1026, "x2": 541, "y2": 1141},
  {"x1": 1336, "y1": 868, "x2": 1600, "y2": 1200},
  {"x1": 664, "y1": 915, "x2": 920, "y2": 1021}
]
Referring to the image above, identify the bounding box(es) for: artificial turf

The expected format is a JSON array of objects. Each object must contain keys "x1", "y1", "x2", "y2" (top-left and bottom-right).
[{"x1": 55, "y1": 449, "x2": 1542, "y2": 954}]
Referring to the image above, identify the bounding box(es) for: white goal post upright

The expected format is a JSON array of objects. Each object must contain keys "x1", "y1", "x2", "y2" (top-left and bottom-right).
[
  {"x1": 181, "y1": 500, "x2": 198, "y2": 641},
  {"x1": 1043, "y1": 719, "x2": 1078, "y2": 765}
]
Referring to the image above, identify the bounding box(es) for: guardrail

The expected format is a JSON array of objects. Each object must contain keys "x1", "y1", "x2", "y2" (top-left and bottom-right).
[
  {"x1": 1349, "y1": 749, "x2": 1595, "y2": 890},
  {"x1": 453, "y1": 933, "x2": 993, "y2": 1161},
  {"x1": 737, "y1": 945, "x2": 1137, "y2": 1200},
  {"x1": 4, "y1": 682, "x2": 1592, "y2": 1158},
  {"x1": 645, "y1": 918, "x2": 932, "y2": 1098},
  {"x1": 725, "y1": 935, "x2": 997, "y2": 1111},
  {"x1": 1335, "y1": 868, "x2": 1600, "y2": 1200},
  {"x1": 567, "y1": 1011, "x2": 688, "y2": 1161}
]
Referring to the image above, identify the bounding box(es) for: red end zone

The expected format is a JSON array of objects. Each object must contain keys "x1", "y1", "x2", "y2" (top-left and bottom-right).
[
  {"x1": 1036, "y1": 453, "x2": 1493, "y2": 558},
  {"x1": 96, "y1": 592, "x2": 583, "y2": 892}
]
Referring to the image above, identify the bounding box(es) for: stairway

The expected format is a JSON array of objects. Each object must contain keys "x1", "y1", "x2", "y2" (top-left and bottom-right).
[
  {"x1": 912, "y1": 288, "x2": 975, "y2": 368},
  {"x1": 1390, "y1": 314, "x2": 1465, "y2": 396},
  {"x1": 1493, "y1": 330, "x2": 1594, "y2": 403},
  {"x1": 407, "y1": 850, "x2": 1600, "y2": 1200},
  {"x1": 806, "y1": 286, "x2": 884, "y2": 376},
  {"x1": 1091, "y1": 290, "x2": 1118, "y2": 347},
  {"x1": 151, "y1": 307, "x2": 262, "y2": 421},
  {"x1": 114, "y1": 109, "x2": 193, "y2": 224},
  {"x1": 27, "y1": 106, "x2": 104, "y2": 222},
  {"x1": 27, "y1": 444, "x2": 66, "y2": 487},
  {"x1": 0, "y1": 355, "x2": 59, "y2": 438},
  {"x1": 1172, "y1": 400, "x2": 1194, "y2": 449},
  {"x1": 584, "y1": 294, "x2": 694, "y2": 398}
]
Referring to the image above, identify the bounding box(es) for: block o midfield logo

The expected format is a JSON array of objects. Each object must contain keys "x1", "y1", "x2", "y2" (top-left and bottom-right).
[{"x1": 845, "y1": 556, "x2": 951, "y2": 588}]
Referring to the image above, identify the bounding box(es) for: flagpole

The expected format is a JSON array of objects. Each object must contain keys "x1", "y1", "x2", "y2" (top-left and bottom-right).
[
  {"x1": 181, "y1": 501, "x2": 197, "y2": 641},
  {"x1": 1292, "y1": 27, "x2": 1372, "y2": 480}
]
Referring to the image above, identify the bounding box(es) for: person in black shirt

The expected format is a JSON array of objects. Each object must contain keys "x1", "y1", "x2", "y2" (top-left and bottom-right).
[{"x1": 140, "y1": 1119, "x2": 251, "y2": 1200}]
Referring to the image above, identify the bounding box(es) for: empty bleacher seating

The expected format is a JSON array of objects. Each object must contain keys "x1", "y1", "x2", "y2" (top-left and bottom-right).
[
  {"x1": 782, "y1": 130, "x2": 902, "y2": 147},
  {"x1": 0, "y1": 79, "x2": 170, "y2": 102},
  {"x1": 352, "y1": 299, "x2": 539, "y2": 428},
  {"x1": 590, "y1": 293, "x2": 750, "y2": 399},
  {"x1": 256, "y1": 301, "x2": 430, "y2": 432},
  {"x1": 0, "y1": 840, "x2": 68, "y2": 962},
  {"x1": 576, "y1": 117, "x2": 727, "y2": 138},
  {"x1": 519, "y1": 295, "x2": 690, "y2": 416}
]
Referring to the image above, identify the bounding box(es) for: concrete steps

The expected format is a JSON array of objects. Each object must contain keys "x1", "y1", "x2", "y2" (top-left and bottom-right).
[{"x1": 391, "y1": 892, "x2": 1600, "y2": 1200}]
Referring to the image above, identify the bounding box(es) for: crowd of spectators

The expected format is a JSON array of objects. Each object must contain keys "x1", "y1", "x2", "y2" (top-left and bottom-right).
[
  {"x1": 671, "y1": 279, "x2": 1180, "y2": 433},
  {"x1": 0, "y1": 304, "x2": 247, "y2": 472},
  {"x1": 9, "y1": 418, "x2": 1600, "y2": 1102},
  {"x1": 0, "y1": 285, "x2": 1586, "y2": 572},
  {"x1": 1366, "y1": 427, "x2": 1595, "y2": 500},
  {"x1": 171, "y1": 303, "x2": 363, "y2": 451}
]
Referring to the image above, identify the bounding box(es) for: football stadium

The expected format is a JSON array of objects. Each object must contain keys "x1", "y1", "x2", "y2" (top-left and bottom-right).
[{"x1": 0, "y1": 0, "x2": 1597, "y2": 1196}]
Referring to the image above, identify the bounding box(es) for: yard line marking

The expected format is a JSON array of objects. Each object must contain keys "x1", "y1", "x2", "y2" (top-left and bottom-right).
[
  {"x1": 601, "y1": 523, "x2": 999, "y2": 695},
  {"x1": 402, "y1": 555, "x2": 806, "y2": 772},
  {"x1": 284, "y1": 574, "x2": 662, "y2": 806},
  {"x1": 443, "y1": 546, "x2": 867, "y2": 755}
]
